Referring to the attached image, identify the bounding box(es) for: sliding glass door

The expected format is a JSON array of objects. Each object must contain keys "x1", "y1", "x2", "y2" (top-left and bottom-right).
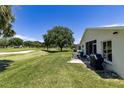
[{"x1": 86, "y1": 40, "x2": 97, "y2": 55}]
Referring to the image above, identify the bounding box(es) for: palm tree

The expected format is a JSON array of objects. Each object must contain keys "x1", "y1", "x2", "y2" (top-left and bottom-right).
[
  {"x1": 3, "y1": 29, "x2": 16, "y2": 38},
  {"x1": 0, "y1": 5, "x2": 15, "y2": 36},
  {"x1": 3, "y1": 24, "x2": 16, "y2": 37}
]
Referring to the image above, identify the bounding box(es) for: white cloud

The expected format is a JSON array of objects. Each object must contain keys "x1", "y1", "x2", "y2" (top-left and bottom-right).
[
  {"x1": 14, "y1": 34, "x2": 37, "y2": 41},
  {"x1": 98, "y1": 23, "x2": 124, "y2": 27},
  {"x1": 74, "y1": 37, "x2": 80, "y2": 44}
]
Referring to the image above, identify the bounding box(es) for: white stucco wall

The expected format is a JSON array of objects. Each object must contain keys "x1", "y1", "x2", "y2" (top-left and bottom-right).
[{"x1": 80, "y1": 29, "x2": 124, "y2": 78}]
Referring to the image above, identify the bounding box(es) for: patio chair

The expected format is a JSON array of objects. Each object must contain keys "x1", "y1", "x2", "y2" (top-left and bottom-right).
[{"x1": 89, "y1": 54, "x2": 104, "y2": 70}]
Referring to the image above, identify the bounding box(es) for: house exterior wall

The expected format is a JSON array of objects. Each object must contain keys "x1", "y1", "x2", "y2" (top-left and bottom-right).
[{"x1": 80, "y1": 29, "x2": 124, "y2": 78}]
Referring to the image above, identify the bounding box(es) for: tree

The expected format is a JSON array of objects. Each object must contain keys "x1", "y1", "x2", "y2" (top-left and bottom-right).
[
  {"x1": 0, "y1": 6, "x2": 15, "y2": 37},
  {"x1": 23, "y1": 41, "x2": 42, "y2": 48},
  {"x1": 3, "y1": 24, "x2": 16, "y2": 37},
  {"x1": 0, "y1": 38, "x2": 9, "y2": 48},
  {"x1": 43, "y1": 34, "x2": 51, "y2": 50},
  {"x1": 32, "y1": 41, "x2": 42, "y2": 48},
  {"x1": 9, "y1": 37, "x2": 23, "y2": 47},
  {"x1": 43, "y1": 26, "x2": 74, "y2": 51},
  {"x1": 23, "y1": 41, "x2": 33, "y2": 48}
]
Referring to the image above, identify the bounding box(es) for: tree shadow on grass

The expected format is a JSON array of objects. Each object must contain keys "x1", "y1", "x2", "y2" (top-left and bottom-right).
[
  {"x1": 41, "y1": 49, "x2": 70, "y2": 53},
  {"x1": 0, "y1": 60, "x2": 14, "y2": 72}
]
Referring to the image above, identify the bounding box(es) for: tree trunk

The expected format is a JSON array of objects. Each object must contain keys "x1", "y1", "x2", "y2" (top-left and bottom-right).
[
  {"x1": 60, "y1": 47, "x2": 63, "y2": 52},
  {"x1": 47, "y1": 46, "x2": 48, "y2": 51}
]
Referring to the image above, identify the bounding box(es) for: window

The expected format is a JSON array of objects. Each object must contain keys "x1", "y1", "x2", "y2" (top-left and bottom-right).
[{"x1": 103, "y1": 41, "x2": 112, "y2": 62}]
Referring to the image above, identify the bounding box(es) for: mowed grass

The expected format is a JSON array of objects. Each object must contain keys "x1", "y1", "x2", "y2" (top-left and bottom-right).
[
  {"x1": 0, "y1": 48, "x2": 36, "y2": 52},
  {"x1": 0, "y1": 48, "x2": 124, "y2": 87}
]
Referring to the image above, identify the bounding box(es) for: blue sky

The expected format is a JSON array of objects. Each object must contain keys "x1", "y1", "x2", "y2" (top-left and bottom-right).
[{"x1": 12, "y1": 5, "x2": 124, "y2": 44}]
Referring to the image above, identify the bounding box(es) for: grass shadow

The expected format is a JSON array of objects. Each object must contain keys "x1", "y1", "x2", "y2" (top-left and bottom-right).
[
  {"x1": 0, "y1": 60, "x2": 14, "y2": 72},
  {"x1": 41, "y1": 49, "x2": 70, "y2": 53}
]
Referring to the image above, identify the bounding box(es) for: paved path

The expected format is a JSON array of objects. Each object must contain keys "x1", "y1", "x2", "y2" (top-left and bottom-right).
[
  {"x1": 0, "y1": 50, "x2": 34, "y2": 55},
  {"x1": 68, "y1": 58, "x2": 84, "y2": 64}
]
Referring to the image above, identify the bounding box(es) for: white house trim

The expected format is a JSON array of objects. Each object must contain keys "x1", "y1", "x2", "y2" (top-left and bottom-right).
[{"x1": 80, "y1": 26, "x2": 124, "y2": 78}]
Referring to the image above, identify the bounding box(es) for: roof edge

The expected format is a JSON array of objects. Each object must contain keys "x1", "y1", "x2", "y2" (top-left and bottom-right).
[{"x1": 79, "y1": 26, "x2": 124, "y2": 45}]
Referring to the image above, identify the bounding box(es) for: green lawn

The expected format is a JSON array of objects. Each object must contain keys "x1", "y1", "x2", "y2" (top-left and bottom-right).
[
  {"x1": 0, "y1": 48, "x2": 124, "y2": 88},
  {"x1": 0, "y1": 48, "x2": 36, "y2": 52}
]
